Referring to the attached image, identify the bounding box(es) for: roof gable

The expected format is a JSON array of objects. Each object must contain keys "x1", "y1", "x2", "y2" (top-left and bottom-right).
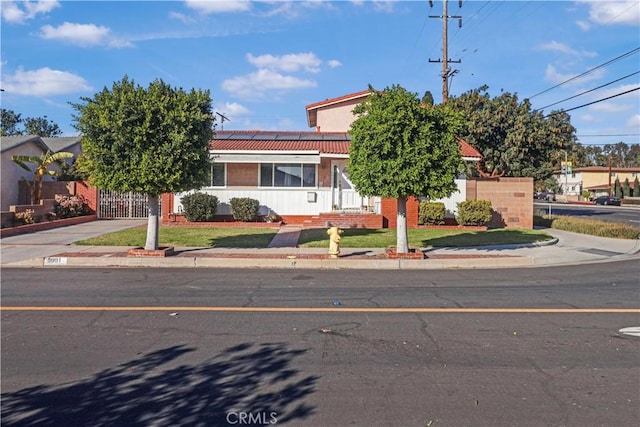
[{"x1": 0, "y1": 135, "x2": 49, "y2": 153}]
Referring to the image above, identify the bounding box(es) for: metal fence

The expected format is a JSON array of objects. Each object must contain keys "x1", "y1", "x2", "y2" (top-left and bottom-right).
[{"x1": 98, "y1": 190, "x2": 158, "y2": 219}]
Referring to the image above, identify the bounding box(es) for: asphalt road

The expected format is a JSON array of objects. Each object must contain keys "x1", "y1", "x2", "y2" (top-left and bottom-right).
[
  {"x1": 2, "y1": 263, "x2": 639, "y2": 427},
  {"x1": 534, "y1": 202, "x2": 640, "y2": 226}
]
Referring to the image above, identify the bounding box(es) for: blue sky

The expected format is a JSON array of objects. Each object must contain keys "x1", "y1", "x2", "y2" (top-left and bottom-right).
[{"x1": 1, "y1": 0, "x2": 638, "y2": 147}]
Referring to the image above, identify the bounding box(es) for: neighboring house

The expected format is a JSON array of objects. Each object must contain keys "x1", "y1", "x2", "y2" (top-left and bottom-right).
[
  {"x1": 0, "y1": 135, "x2": 81, "y2": 210},
  {"x1": 168, "y1": 90, "x2": 483, "y2": 226},
  {"x1": 554, "y1": 166, "x2": 640, "y2": 198}
]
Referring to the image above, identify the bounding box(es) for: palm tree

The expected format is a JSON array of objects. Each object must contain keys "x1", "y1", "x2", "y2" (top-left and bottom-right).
[{"x1": 11, "y1": 151, "x2": 74, "y2": 204}]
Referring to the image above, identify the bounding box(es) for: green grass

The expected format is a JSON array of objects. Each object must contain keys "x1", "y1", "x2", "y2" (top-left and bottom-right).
[
  {"x1": 298, "y1": 227, "x2": 553, "y2": 248},
  {"x1": 534, "y1": 214, "x2": 640, "y2": 239},
  {"x1": 76, "y1": 226, "x2": 278, "y2": 248}
]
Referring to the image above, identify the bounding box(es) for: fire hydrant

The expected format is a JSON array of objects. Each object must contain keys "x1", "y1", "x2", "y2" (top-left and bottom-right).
[{"x1": 327, "y1": 226, "x2": 343, "y2": 258}]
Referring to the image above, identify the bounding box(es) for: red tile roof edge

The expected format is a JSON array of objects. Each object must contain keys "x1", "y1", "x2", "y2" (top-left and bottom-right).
[{"x1": 305, "y1": 89, "x2": 372, "y2": 110}]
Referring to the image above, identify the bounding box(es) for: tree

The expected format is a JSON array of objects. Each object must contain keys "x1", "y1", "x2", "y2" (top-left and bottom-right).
[
  {"x1": 633, "y1": 177, "x2": 640, "y2": 197},
  {"x1": 24, "y1": 116, "x2": 62, "y2": 137},
  {"x1": 613, "y1": 177, "x2": 622, "y2": 198},
  {"x1": 348, "y1": 84, "x2": 464, "y2": 253},
  {"x1": 72, "y1": 76, "x2": 214, "y2": 250},
  {"x1": 622, "y1": 178, "x2": 631, "y2": 198},
  {"x1": 12, "y1": 151, "x2": 74, "y2": 204},
  {"x1": 1, "y1": 108, "x2": 64, "y2": 137},
  {"x1": 1, "y1": 109, "x2": 23, "y2": 136},
  {"x1": 447, "y1": 85, "x2": 576, "y2": 183}
]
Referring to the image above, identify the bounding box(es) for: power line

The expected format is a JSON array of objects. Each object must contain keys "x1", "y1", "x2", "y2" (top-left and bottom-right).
[
  {"x1": 528, "y1": 47, "x2": 640, "y2": 100},
  {"x1": 545, "y1": 87, "x2": 640, "y2": 117},
  {"x1": 537, "y1": 70, "x2": 640, "y2": 111}
]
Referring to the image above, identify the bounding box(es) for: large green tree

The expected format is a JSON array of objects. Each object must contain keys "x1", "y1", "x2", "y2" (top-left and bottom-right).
[
  {"x1": 72, "y1": 76, "x2": 214, "y2": 250},
  {"x1": 348, "y1": 85, "x2": 464, "y2": 253},
  {"x1": 448, "y1": 85, "x2": 576, "y2": 183}
]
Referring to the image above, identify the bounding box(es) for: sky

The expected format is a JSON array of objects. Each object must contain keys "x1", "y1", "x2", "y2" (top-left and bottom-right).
[{"x1": 1, "y1": 0, "x2": 639, "y2": 147}]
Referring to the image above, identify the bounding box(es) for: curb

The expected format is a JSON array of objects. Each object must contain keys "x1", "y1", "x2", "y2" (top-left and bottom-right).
[{"x1": 10, "y1": 254, "x2": 535, "y2": 270}]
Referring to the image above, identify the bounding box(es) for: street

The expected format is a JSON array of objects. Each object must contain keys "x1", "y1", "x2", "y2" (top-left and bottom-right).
[
  {"x1": 534, "y1": 202, "x2": 640, "y2": 227},
  {"x1": 2, "y1": 263, "x2": 639, "y2": 426}
]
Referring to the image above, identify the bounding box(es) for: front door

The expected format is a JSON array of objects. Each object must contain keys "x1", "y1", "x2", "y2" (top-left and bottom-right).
[{"x1": 331, "y1": 160, "x2": 361, "y2": 210}]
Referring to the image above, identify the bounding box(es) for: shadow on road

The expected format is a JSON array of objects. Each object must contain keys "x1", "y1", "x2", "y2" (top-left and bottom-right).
[{"x1": 1, "y1": 343, "x2": 318, "y2": 426}]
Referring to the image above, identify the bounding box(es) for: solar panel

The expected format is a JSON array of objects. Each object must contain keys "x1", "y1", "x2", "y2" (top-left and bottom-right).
[
  {"x1": 299, "y1": 133, "x2": 323, "y2": 141},
  {"x1": 254, "y1": 133, "x2": 278, "y2": 140},
  {"x1": 214, "y1": 132, "x2": 231, "y2": 140}
]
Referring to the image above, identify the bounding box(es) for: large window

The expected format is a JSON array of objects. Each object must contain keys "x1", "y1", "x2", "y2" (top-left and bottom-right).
[
  {"x1": 208, "y1": 163, "x2": 226, "y2": 187},
  {"x1": 260, "y1": 163, "x2": 316, "y2": 187}
]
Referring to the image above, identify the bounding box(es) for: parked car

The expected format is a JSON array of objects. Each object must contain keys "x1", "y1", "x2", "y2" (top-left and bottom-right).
[
  {"x1": 593, "y1": 195, "x2": 621, "y2": 206},
  {"x1": 534, "y1": 191, "x2": 556, "y2": 202}
]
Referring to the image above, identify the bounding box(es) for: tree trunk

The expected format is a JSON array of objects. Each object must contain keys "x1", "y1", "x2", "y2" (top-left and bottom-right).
[
  {"x1": 145, "y1": 195, "x2": 160, "y2": 250},
  {"x1": 396, "y1": 196, "x2": 409, "y2": 253}
]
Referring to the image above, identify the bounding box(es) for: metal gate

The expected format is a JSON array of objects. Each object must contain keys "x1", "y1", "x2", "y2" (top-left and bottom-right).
[{"x1": 98, "y1": 189, "x2": 158, "y2": 219}]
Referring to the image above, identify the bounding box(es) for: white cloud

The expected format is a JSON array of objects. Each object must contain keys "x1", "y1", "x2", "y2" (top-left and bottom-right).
[
  {"x1": 372, "y1": 1, "x2": 395, "y2": 13},
  {"x1": 216, "y1": 102, "x2": 250, "y2": 117},
  {"x1": 247, "y1": 52, "x2": 322, "y2": 73},
  {"x1": 1, "y1": 0, "x2": 60, "y2": 24},
  {"x1": 538, "y1": 41, "x2": 597, "y2": 58},
  {"x1": 40, "y1": 22, "x2": 110, "y2": 46},
  {"x1": 39, "y1": 22, "x2": 133, "y2": 48},
  {"x1": 222, "y1": 69, "x2": 316, "y2": 98},
  {"x1": 327, "y1": 59, "x2": 343, "y2": 68},
  {"x1": 576, "y1": 20, "x2": 591, "y2": 31},
  {"x1": 169, "y1": 11, "x2": 195, "y2": 24},
  {"x1": 627, "y1": 114, "x2": 640, "y2": 129},
  {"x1": 184, "y1": 0, "x2": 251, "y2": 14},
  {"x1": 578, "y1": 1, "x2": 640, "y2": 26},
  {"x1": 543, "y1": 64, "x2": 604, "y2": 85},
  {"x1": 1, "y1": 67, "x2": 93, "y2": 96}
]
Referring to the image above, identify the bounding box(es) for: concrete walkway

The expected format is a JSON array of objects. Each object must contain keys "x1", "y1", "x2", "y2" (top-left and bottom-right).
[{"x1": 267, "y1": 226, "x2": 302, "y2": 248}]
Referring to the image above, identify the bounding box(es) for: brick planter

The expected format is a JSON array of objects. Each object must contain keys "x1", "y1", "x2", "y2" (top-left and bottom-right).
[
  {"x1": 127, "y1": 247, "x2": 175, "y2": 257},
  {"x1": 384, "y1": 247, "x2": 425, "y2": 259},
  {"x1": 0, "y1": 214, "x2": 98, "y2": 238}
]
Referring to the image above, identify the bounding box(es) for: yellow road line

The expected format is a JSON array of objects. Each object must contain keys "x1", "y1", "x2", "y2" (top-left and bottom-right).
[{"x1": 1, "y1": 306, "x2": 639, "y2": 313}]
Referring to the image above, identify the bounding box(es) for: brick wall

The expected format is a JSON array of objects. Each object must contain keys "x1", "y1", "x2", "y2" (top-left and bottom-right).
[
  {"x1": 227, "y1": 163, "x2": 258, "y2": 186},
  {"x1": 75, "y1": 181, "x2": 99, "y2": 213},
  {"x1": 381, "y1": 197, "x2": 419, "y2": 228},
  {"x1": 466, "y1": 178, "x2": 533, "y2": 228}
]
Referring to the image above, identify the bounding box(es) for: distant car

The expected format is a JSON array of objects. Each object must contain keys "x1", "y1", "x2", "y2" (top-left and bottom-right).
[
  {"x1": 593, "y1": 195, "x2": 621, "y2": 206},
  {"x1": 535, "y1": 191, "x2": 556, "y2": 202}
]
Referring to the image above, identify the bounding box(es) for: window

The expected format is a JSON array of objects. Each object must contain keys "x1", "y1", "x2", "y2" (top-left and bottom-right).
[
  {"x1": 260, "y1": 163, "x2": 316, "y2": 187},
  {"x1": 209, "y1": 163, "x2": 225, "y2": 187}
]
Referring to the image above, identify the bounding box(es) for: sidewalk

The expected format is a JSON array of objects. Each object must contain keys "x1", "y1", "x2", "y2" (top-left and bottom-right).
[{"x1": 1, "y1": 219, "x2": 638, "y2": 269}]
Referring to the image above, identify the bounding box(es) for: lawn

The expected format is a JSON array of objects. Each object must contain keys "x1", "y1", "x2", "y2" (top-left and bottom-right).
[
  {"x1": 76, "y1": 226, "x2": 278, "y2": 248},
  {"x1": 76, "y1": 225, "x2": 553, "y2": 249},
  {"x1": 298, "y1": 227, "x2": 553, "y2": 248}
]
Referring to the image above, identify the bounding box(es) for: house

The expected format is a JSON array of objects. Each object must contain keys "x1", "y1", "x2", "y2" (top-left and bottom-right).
[
  {"x1": 554, "y1": 166, "x2": 640, "y2": 199},
  {"x1": 166, "y1": 90, "x2": 484, "y2": 227},
  {"x1": 0, "y1": 135, "x2": 81, "y2": 210}
]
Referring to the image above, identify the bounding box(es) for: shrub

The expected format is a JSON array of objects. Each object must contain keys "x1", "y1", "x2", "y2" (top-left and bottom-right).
[
  {"x1": 456, "y1": 200, "x2": 492, "y2": 226},
  {"x1": 14, "y1": 209, "x2": 35, "y2": 225},
  {"x1": 230, "y1": 197, "x2": 260, "y2": 222},
  {"x1": 181, "y1": 192, "x2": 218, "y2": 222},
  {"x1": 54, "y1": 194, "x2": 90, "y2": 218},
  {"x1": 534, "y1": 214, "x2": 640, "y2": 239},
  {"x1": 419, "y1": 201, "x2": 445, "y2": 225}
]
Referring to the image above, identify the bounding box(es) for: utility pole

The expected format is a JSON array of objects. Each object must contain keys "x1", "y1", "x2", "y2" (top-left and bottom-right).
[{"x1": 429, "y1": 0, "x2": 462, "y2": 104}]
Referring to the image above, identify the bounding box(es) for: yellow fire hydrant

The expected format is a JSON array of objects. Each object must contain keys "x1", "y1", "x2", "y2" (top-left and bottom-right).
[{"x1": 327, "y1": 226, "x2": 343, "y2": 258}]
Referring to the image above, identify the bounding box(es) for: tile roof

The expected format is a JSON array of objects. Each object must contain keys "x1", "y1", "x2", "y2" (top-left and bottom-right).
[
  {"x1": 211, "y1": 130, "x2": 482, "y2": 160},
  {"x1": 211, "y1": 131, "x2": 350, "y2": 155},
  {"x1": 305, "y1": 89, "x2": 372, "y2": 111}
]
